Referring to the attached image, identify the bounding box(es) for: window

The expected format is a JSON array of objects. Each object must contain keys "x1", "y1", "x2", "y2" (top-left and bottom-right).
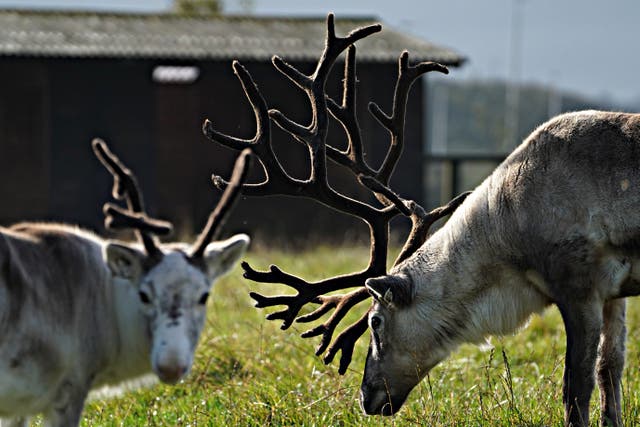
[{"x1": 152, "y1": 65, "x2": 200, "y2": 84}]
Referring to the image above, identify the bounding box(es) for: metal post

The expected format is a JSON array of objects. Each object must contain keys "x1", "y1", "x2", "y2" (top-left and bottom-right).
[{"x1": 503, "y1": 0, "x2": 525, "y2": 151}]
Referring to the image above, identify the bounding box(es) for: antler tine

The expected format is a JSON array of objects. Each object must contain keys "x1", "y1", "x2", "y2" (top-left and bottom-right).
[
  {"x1": 190, "y1": 149, "x2": 252, "y2": 259},
  {"x1": 202, "y1": 61, "x2": 269, "y2": 152},
  {"x1": 298, "y1": 288, "x2": 370, "y2": 354},
  {"x1": 369, "y1": 51, "x2": 449, "y2": 184},
  {"x1": 203, "y1": 61, "x2": 308, "y2": 198},
  {"x1": 92, "y1": 138, "x2": 165, "y2": 257},
  {"x1": 315, "y1": 13, "x2": 382, "y2": 81},
  {"x1": 323, "y1": 313, "x2": 370, "y2": 374},
  {"x1": 92, "y1": 138, "x2": 144, "y2": 210},
  {"x1": 103, "y1": 204, "x2": 173, "y2": 236},
  {"x1": 325, "y1": 45, "x2": 376, "y2": 176}
]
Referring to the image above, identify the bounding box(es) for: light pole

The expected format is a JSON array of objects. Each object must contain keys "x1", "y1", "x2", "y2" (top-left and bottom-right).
[{"x1": 503, "y1": 0, "x2": 525, "y2": 151}]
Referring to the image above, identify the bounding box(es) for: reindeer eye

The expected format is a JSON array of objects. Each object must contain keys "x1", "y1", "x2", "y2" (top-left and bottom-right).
[
  {"x1": 198, "y1": 292, "x2": 210, "y2": 305},
  {"x1": 138, "y1": 290, "x2": 151, "y2": 304},
  {"x1": 370, "y1": 315, "x2": 382, "y2": 330}
]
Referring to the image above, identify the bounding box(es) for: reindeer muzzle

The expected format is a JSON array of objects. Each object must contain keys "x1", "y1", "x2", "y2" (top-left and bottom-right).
[
  {"x1": 155, "y1": 361, "x2": 189, "y2": 385},
  {"x1": 359, "y1": 384, "x2": 409, "y2": 416}
]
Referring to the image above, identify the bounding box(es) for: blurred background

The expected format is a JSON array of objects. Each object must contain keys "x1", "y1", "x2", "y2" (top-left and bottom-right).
[{"x1": 0, "y1": 0, "x2": 637, "y2": 243}]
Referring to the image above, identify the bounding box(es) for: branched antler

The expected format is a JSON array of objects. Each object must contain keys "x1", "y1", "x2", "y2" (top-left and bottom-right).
[
  {"x1": 94, "y1": 139, "x2": 251, "y2": 264},
  {"x1": 92, "y1": 138, "x2": 172, "y2": 258},
  {"x1": 203, "y1": 14, "x2": 469, "y2": 374}
]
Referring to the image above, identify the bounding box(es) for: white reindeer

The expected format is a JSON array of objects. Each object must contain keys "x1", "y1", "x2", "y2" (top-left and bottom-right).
[
  {"x1": 202, "y1": 14, "x2": 638, "y2": 427},
  {"x1": 0, "y1": 140, "x2": 250, "y2": 426}
]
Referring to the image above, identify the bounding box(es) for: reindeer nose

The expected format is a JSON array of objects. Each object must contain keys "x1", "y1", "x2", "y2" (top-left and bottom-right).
[
  {"x1": 360, "y1": 383, "x2": 398, "y2": 416},
  {"x1": 359, "y1": 385, "x2": 380, "y2": 415},
  {"x1": 156, "y1": 363, "x2": 188, "y2": 384}
]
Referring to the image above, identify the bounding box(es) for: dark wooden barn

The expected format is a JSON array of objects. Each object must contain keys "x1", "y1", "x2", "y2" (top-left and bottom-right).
[{"x1": 0, "y1": 10, "x2": 463, "y2": 242}]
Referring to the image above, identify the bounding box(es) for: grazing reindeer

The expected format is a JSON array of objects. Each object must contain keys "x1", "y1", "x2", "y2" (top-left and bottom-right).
[
  {"x1": 0, "y1": 140, "x2": 250, "y2": 427},
  {"x1": 358, "y1": 109, "x2": 640, "y2": 427},
  {"x1": 203, "y1": 13, "x2": 639, "y2": 427}
]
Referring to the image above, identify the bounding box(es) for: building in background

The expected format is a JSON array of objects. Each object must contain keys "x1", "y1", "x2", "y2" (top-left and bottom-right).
[
  {"x1": 0, "y1": 10, "x2": 463, "y2": 241},
  {"x1": 423, "y1": 79, "x2": 618, "y2": 211}
]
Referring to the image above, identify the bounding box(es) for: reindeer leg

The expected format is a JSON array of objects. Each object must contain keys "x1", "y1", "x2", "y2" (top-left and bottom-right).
[
  {"x1": 43, "y1": 380, "x2": 89, "y2": 427},
  {"x1": 597, "y1": 299, "x2": 626, "y2": 427},
  {"x1": 558, "y1": 299, "x2": 603, "y2": 427},
  {"x1": 44, "y1": 400, "x2": 86, "y2": 427},
  {"x1": 0, "y1": 418, "x2": 29, "y2": 427}
]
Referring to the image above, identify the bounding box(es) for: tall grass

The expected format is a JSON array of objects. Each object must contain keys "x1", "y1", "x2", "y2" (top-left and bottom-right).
[{"x1": 74, "y1": 245, "x2": 640, "y2": 426}]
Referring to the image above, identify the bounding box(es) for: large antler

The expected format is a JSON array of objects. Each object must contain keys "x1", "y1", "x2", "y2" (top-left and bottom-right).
[
  {"x1": 204, "y1": 14, "x2": 469, "y2": 374},
  {"x1": 92, "y1": 138, "x2": 172, "y2": 259}
]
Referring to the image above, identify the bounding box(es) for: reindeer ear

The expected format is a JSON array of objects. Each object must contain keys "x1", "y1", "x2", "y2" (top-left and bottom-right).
[
  {"x1": 104, "y1": 243, "x2": 146, "y2": 283},
  {"x1": 202, "y1": 234, "x2": 250, "y2": 281},
  {"x1": 365, "y1": 274, "x2": 414, "y2": 308}
]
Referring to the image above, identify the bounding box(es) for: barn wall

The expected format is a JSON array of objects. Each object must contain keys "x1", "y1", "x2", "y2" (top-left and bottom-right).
[
  {"x1": 47, "y1": 58, "x2": 157, "y2": 228},
  {"x1": 151, "y1": 59, "x2": 424, "y2": 242},
  {"x1": 0, "y1": 56, "x2": 424, "y2": 243},
  {"x1": 0, "y1": 59, "x2": 50, "y2": 224},
  {"x1": 0, "y1": 57, "x2": 158, "y2": 229}
]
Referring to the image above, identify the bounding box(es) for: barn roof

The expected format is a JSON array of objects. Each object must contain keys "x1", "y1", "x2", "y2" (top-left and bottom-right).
[{"x1": 0, "y1": 10, "x2": 464, "y2": 65}]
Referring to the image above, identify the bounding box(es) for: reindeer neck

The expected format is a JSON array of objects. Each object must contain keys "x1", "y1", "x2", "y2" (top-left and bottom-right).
[
  {"x1": 405, "y1": 183, "x2": 550, "y2": 344},
  {"x1": 95, "y1": 274, "x2": 153, "y2": 387}
]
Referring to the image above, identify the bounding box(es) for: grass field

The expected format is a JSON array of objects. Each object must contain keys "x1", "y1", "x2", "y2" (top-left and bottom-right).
[{"x1": 73, "y1": 245, "x2": 640, "y2": 426}]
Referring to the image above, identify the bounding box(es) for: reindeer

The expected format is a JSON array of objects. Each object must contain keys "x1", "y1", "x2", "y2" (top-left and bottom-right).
[
  {"x1": 0, "y1": 140, "x2": 250, "y2": 427},
  {"x1": 202, "y1": 13, "x2": 640, "y2": 427}
]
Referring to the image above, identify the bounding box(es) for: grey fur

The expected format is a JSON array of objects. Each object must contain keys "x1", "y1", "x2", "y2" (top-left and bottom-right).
[
  {"x1": 0, "y1": 223, "x2": 249, "y2": 426},
  {"x1": 360, "y1": 110, "x2": 640, "y2": 427}
]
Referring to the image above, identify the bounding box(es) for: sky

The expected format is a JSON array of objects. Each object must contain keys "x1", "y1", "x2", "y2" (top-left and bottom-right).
[{"x1": 1, "y1": 0, "x2": 639, "y2": 105}]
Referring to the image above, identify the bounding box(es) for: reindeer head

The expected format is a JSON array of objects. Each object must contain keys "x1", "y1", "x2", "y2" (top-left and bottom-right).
[
  {"x1": 202, "y1": 14, "x2": 470, "y2": 415},
  {"x1": 360, "y1": 271, "x2": 460, "y2": 415},
  {"x1": 93, "y1": 140, "x2": 250, "y2": 384}
]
